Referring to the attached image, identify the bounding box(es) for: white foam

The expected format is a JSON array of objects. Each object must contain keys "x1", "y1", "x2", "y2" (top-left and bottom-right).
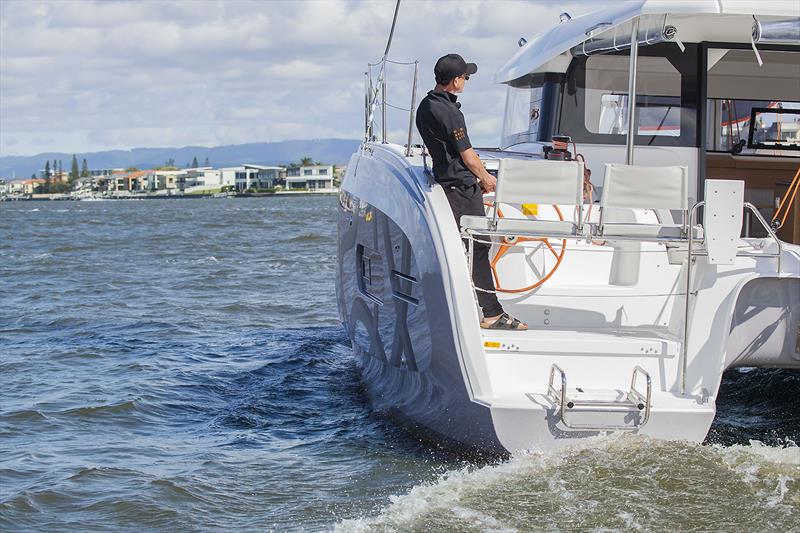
[{"x1": 335, "y1": 436, "x2": 799, "y2": 532}]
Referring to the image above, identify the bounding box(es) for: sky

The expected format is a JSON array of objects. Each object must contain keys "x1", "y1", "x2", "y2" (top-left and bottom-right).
[{"x1": 0, "y1": 0, "x2": 604, "y2": 157}]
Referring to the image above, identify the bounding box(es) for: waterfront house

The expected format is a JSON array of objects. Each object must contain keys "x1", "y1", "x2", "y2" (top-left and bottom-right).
[
  {"x1": 20, "y1": 178, "x2": 46, "y2": 194},
  {"x1": 109, "y1": 170, "x2": 159, "y2": 192},
  {"x1": 228, "y1": 165, "x2": 283, "y2": 191},
  {"x1": 73, "y1": 177, "x2": 94, "y2": 194},
  {"x1": 1, "y1": 179, "x2": 40, "y2": 195},
  {"x1": 87, "y1": 168, "x2": 122, "y2": 177},
  {"x1": 159, "y1": 170, "x2": 183, "y2": 191},
  {"x1": 285, "y1": 164, "x2": 335, "y2": 191},
  {"x1": 1, "y1": 180, "x2": 20, "y2": 194}
]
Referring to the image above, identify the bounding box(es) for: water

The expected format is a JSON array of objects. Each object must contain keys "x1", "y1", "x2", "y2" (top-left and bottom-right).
[{"x1": 1, "y1": 197, "x2": 797, "y2": 532}]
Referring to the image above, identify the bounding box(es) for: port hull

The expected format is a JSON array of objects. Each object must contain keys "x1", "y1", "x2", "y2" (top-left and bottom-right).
[{"x1": 336, "y1": 151, "x2": 504, "y2": 453}]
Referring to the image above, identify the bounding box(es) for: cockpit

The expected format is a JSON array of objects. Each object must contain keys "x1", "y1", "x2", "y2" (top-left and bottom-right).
[{"x1": 497, "y1": 11, "x2": 800, "y2": 244}]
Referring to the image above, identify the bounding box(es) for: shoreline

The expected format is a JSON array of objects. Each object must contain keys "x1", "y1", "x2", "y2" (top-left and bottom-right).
[{"x1": 1, "y1": 190, "x2": 340, "y2": 202}]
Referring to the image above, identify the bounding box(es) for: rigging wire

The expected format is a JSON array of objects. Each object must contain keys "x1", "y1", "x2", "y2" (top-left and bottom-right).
[
  {"x1": 368, "y1": 59, "x2": 417, "y2": 67},
  {"x1": 383, "y1": 101, "x2": 411, "y2": 112},
  {"x1": 365, "y1": 0, "x2": 402, "y2": 142}
]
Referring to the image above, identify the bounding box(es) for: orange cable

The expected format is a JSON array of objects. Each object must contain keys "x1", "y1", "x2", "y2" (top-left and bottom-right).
[{"x1": 772, "y1": 166, "x2": 800, "y2": 230}]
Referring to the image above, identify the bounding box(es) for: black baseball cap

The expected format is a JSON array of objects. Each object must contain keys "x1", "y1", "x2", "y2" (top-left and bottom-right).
[{"x1": 434, "y1": 54, "x2": 477, "y2": 83}]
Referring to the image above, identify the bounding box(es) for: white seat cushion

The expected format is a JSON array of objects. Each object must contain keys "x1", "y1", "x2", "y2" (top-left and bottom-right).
[{"x1": 461, "y1": 215, "x2": 576, "y2": 236}]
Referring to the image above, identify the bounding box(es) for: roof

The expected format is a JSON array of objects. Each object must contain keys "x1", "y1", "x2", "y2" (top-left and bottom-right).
[
  {"x1": 494, "y1": 0, "x2": 800, "y2": 84},
  {"x1": 242, "y1": 164, "x2": 284, "y2": 170}
]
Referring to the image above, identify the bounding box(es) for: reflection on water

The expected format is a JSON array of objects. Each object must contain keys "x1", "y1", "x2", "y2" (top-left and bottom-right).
[{"x1": 0, "y1": 198, "x2": 797, "y2": 531}]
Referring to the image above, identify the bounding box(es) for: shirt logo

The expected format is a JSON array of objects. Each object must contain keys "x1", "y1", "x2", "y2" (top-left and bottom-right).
[{"x1": 453, "y1": 127, "x2": 466, "y2": 141}]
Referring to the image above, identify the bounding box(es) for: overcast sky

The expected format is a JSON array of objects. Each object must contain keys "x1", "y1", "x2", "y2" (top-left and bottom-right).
[{"x1": 0, "y1": 0, "x2": 605, "y2": 157}]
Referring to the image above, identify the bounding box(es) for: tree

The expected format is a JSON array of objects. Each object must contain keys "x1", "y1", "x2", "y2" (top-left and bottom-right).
[
  {"x1": 81, "y1": 159, "x2": 89, "y2": 178},
  {"x1": 300, "y1": 156, "x2": 313, "y2": 167},
  {"x1": 70, "y1": 155, "x2": 79, "y2": 182},
  {"x1": 191, "y1": 156, "x2": 198, "y2": 168},
  {"x1": 203, "y1": 157, "x2": 210, "y2": 167},
  {"x1": 43, "y1": 161, "x2": 51, "y2": 192},
  {"x1": 31, "y1": 173, "x2": 36, "y2": 179},
  {"x1": 125, "y1": 166, "x2": 139, "y2": 172}
]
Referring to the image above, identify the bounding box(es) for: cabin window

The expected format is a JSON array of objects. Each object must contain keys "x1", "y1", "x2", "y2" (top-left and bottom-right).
[
  {"x1": 584, "y1": 55, "x2": 681, "y2": 137},
  {"x1": 705, "y1": 49, "x2": 800, "y2": 153},
  {"x1": 558, "y1": 43, "x2": 698, "y2": 147},
  {"x1": 500, "y1": 73, "x2": 564, "y2": 149},
  {"x1": 501, "y1": 86, "x2": 534, "y2": 147}
]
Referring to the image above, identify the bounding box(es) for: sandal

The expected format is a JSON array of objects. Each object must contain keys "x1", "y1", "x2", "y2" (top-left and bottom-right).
[{"x1": 481, "y1": 312, "x2": 528, "y2": 330}]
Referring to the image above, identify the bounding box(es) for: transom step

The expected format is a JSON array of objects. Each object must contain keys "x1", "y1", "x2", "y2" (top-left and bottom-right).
[{"x1": 482, "y1": 328, "x2": 680, "y2": 357}]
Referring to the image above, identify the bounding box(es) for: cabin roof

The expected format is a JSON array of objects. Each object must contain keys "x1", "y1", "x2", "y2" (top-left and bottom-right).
[{"x1": 494, "y1": 0, "x2": 800, "y2": 84}]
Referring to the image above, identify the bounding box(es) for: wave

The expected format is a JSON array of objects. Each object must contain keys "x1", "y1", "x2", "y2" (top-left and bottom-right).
[
  {"x1": 1, "y1": 409, "x2": 49, "y2": 423},
  {"x1": 59, "y1": 399, "x2": 147, "y2": 419},
  {"x1": 335, "y1": 436, "x2": 799, "y2": 532},
  {"x1": 288, "y1": 233, "x2": 327, "y2": 242}
]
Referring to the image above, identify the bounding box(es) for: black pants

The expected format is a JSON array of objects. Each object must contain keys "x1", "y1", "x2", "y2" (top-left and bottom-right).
[{"x1": 443, "y1": 183, "x2": 504, "y2": 318}]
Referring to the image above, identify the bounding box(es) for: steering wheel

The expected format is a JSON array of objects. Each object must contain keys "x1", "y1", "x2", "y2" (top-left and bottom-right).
[{"x1": 483, "y1": 201, "x2": 567, "y2": 293}]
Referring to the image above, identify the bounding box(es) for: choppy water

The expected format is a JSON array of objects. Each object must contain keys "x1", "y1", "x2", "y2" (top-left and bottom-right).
[{"x1": 1, "y1": 197, "x2": 798, "y2": 532}]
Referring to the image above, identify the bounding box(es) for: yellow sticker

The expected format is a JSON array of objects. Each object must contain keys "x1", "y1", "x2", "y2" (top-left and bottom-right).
[
  {"x1": 483, "y1": 341, "x2": 501, "y2": 348},
  {"x1": 521, "y1": 203, "x2": 538, "y2": 216}
]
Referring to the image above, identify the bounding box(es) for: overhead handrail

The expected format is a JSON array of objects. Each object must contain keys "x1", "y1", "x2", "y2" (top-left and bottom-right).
[{"x1": 771, "y1": 166, "x2": 800, "y2": 231}]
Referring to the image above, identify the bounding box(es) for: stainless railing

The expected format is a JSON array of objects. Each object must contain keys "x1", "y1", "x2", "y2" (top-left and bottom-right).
[
  {"x1": 546, "y1": 364, "x2": 652, "y2": 431},
  {"x1": 680, "y1": 201, "x2": 783, "y2": 394},
  {"x1": 365, "y1": 58, "x2": 419, "y2": 157}
]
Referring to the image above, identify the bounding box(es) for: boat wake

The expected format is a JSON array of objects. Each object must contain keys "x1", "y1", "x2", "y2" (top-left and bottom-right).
[{"x1": 336, "y1": 435, "x2": 799, "y2": 532}]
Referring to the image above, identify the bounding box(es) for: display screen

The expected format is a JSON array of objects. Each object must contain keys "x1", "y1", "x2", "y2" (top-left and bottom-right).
[{"x1": 747, "y1": 107, "x2": 800, "y2": 151}]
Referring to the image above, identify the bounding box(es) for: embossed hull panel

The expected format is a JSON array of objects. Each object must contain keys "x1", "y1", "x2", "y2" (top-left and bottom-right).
[{"x1": 336, "y1": 150, "x2": 503, "y2": 453}]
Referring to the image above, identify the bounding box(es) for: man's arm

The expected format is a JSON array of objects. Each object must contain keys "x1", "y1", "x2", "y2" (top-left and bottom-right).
[{"x1": 460, "y1": 148, "x2": 497, "y2": 192}]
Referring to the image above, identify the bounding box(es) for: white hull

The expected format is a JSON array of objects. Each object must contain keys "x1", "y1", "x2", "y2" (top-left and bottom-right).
[{"x1": 336, "y1": 142, "x2": 799, "y2": 454}]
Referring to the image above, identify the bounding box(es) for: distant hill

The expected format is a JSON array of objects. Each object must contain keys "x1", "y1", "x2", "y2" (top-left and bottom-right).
[{"x1": 0, "y1": 139, "x2": 361, "y2": 179}]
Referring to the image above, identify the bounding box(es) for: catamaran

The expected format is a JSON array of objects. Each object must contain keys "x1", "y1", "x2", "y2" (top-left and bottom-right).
[{"x1": 336, "y1": 0, "x2": 800, "y2": 454}]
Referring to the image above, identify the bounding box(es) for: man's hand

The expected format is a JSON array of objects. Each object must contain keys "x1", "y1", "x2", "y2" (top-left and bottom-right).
[
  {"x1": 460, "y1": 147, "x2": 496, "y2": 193},
  {"x1": 479, "y1": 173, "x2": 497, "y2": 193}
]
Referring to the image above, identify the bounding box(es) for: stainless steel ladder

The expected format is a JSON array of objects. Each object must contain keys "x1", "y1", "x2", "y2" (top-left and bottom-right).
[{"x1": 546, "y1": 364, "x2": 652, "y2": 431}]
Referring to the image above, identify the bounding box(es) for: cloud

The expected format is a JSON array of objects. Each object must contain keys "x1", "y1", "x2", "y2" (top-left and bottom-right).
[{"x1": 0, "y1": 0, "x2": 602, "y2": 156}]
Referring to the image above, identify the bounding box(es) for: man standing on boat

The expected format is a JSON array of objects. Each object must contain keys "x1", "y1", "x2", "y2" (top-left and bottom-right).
[{"x1": 416, "y1": 53, "x2": 527, "y2": 331}]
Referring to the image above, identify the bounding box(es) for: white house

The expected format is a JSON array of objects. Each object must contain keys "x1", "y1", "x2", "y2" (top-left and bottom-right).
[
  {"x1": 1, "y1": 180, "x2": 27, "y2": 194},
  {"x1": 229, "y1": 165, "x2": 283, "y2": 191},
  {"x1": 285, "y1": 165, "x2": 335, "y2": 191},
  {"x1": 183, "y1": 167, "x2": 220, "y2": 189}
]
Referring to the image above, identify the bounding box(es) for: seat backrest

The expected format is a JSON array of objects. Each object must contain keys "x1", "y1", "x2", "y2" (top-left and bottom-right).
[
  {"x1": 600, "y1": 164, "x2": 689, "y2": 211},
  {"x1": 495, "y1": 159, "x2": 584, "y2": 208}
]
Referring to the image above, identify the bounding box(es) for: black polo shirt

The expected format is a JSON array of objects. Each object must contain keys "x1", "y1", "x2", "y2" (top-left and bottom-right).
[{"x1": 416, "y1": 90, "x2": 476, "y2": 187}]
